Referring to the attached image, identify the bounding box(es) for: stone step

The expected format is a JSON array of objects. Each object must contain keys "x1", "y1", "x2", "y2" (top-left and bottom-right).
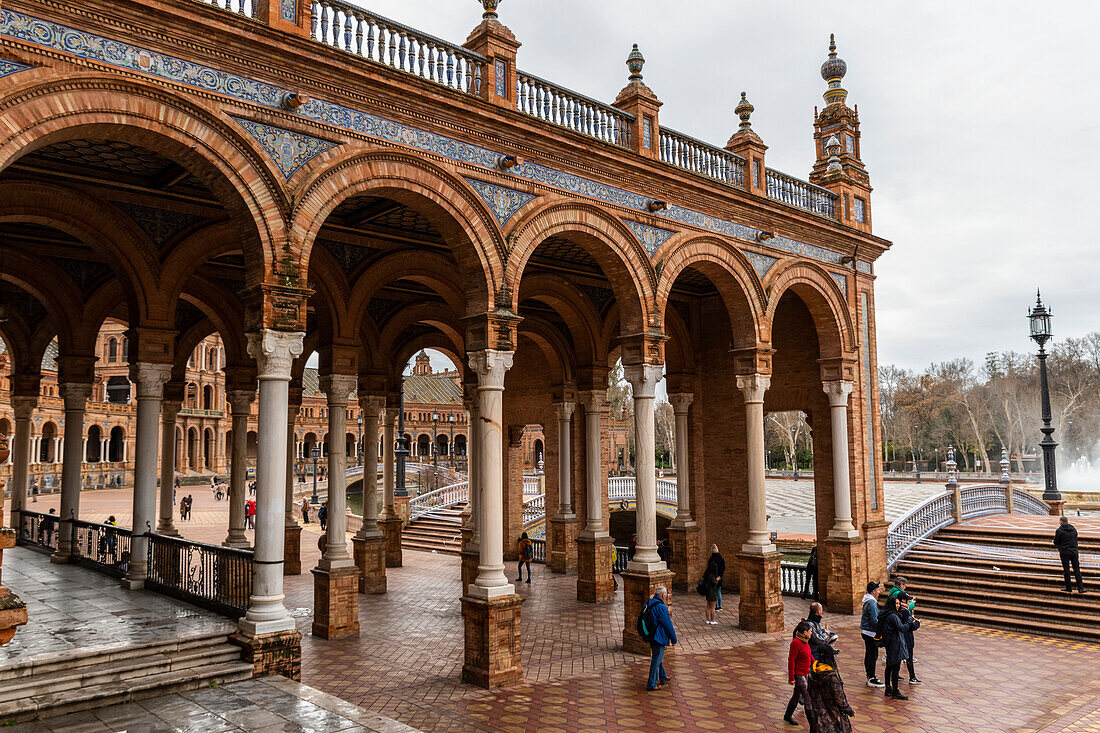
[
  {"x1": 901, "y1": 549, "x2": 1100, "y2": 579},
  {"x1": 915, "y1": 603, "x2": 1100, "y2": 643},
  {"x1": 899, "y1": 575, "x2": 1094, "y2": 614},
  {"x1": 402, "y1": 540, "x2": 461, "y2": 555},
  {"x1": 894, "y1": 563, "x2": 1098, "y2": 596},
  {"x1": 0, "y1": 658, "x2": 253, "y2": 723},
  {"x1": 0, "y1": 642, "x2": 242, "y2": 703},
  {"x1": 0, "y1": 628, "x2": 236, "y2": 682},
  {"x1": 934, "y1": 526, "x2": 1100, "y2": 552},
  {"x1": 906, "y1": 588, "x2": 1100, "y2": 637}
]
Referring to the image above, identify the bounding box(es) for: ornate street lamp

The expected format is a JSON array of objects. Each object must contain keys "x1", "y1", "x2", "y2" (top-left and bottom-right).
[
  {"x1": 912, "y1": 423, "x2": 921, "y2": 484},
  {"x1": 431, "y1": 411, "x2": 440, "y2": 491},
  {"x1": 448, "y1": 413, "x2": 455, "y2": 470},
  {"x1": 1028, "y1": 291, "x2": 1061, "y2": 501},
  {"x1": 311, "y1": 445, "x2": 320, "y2": 505}
]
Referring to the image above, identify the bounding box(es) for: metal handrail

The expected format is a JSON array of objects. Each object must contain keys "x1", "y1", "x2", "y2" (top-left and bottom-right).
[{"x1": 408, "y1": 480, "x2": 469, "y2": 520}]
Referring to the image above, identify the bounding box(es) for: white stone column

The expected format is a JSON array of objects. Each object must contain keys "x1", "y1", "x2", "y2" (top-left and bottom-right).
[
  {"x1": 380, "y1": 410, "x2": 396, "y2": 519},
  {"x1": 124, "y1": 364, "x2": 172, "y2": 587},
  {"x1": 464, "y1": 388, "x2": 480, "y2": 549},
  {"x1": 318, "y1": 374, "x2": 356, "y2": 569},
  {"x1": 54, "y1": 383, "x2": 92, "y2": 561},
  {"x1": 579, "y1": 391, "x2": 607, "y2": 537},
  {"x1": 286, "y1": 404, "x2": 299, "y2": 531},
  {"x1": 239, "y1": 329, "x2": 303, "y2": 637},
  {"x1": 157, "y1": 400, "x2": 181, "y2": 536},
  {"x1": 624, "y1": 364, "x2": 664, "y2": 570},
  {"x1": 467, "y1": 350, "x2": 514, "y2": 597},
  {"x1": 737, "y1": 374, "x2": 774, "y2": 553},
  {"x1": 225, "y1": 390, "x2": 254, "y2": 548},
  {"x1": 823, "y1": 380, "x2": 858, "y2": 538},
  {"x1": 356, "y1": 396, "x2": 384, "y2": 538},
  {"x1": 553, "y1": 401, "x2": 575, "y2": 520},
  {"x1": 9, "y1": 396, "x2": 37, "y2": 519},
  {"x1": 668, "y1": 393, "x2": 694, "y2": 526}
]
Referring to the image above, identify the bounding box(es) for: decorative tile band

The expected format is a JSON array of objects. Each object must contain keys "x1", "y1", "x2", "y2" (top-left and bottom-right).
[
  {"x1": 830, "y1": 271, "x2": 848, "y2": 297},
  {"x1": 464, "y1": 177, "x2": 537, "y2": 225},
  {"x1": 0, "y1": 9, "x2": 858, "y2": 272},
  {"x1": 0, "y1": 58, "x2": 32, "y2": 78},
  {"x1": 743, "y1": 250, "x2": 778, "y2": 280},
  {"x1": 232, "y1": 116, "x2": 338, "y2": 179},
  {"x1": 621, "y1": 219, "x2": 675, "y2": 257},
  {"x1": 857, "y1": 260, "x2": 872, "y2": 274},
  {"x1": 281, "y1": 0, "x2": 296, "y2": 23}
]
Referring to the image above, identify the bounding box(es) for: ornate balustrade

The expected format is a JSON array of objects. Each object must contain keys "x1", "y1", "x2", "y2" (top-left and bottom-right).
[
  {"x1": 407, "y1": 481, "x2": 469, "y2": 520},
  {"x1": 15, "y1": 509, "x2": 58, "y2": 553},
  {"x1": 515, "y1": 71, "x2": 632, "y2": 147},
  {"x1": 658, "y1": 128, "x2": 745, "y2": 188},
  {"x1": 780, "y1": 561, "x2": 808, "y2": 596},
  {"x1": 522, "y1": 476, "x2": 541, "y2": 496},
  {"x1": 145, "y1": 533, "x2": 253, "y2": 618},
  {"x1": 522, "y1": 493, "x2": 544, "y2": 526},
  {"x1": 612, "y1": 546, "x2": 629, "y2": 574},
  {"x1": 529, "y1": 538, "x2": 546, "y2": 564},
  {"x1": 71, "y1": 520, "x2": 131, "y2": 579},
  {"x1": 310, "y1": 1, "x2": 484, "y2": 96},
  {"x1": 199, "y1": 0, "x2": 256, "y2": 20},
  {"x1": 765, "y1": 168, "x2": 837, "y2": 218}
]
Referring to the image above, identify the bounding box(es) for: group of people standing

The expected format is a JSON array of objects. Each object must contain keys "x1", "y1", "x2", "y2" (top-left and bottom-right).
[
  {"x1": 178, "y1": 494, "x2": 193, "y2": 521},
  {"x1": 860, "y1": 579, "x2": 921, "y2": 699}
]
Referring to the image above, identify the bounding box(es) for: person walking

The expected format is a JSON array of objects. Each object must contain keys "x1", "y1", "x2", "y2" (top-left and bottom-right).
[
  {"x1": 302, "y1": 497, "x2": 311, "y2": 524},
  {"x1": 702, "y1": 558, "x2": 720, "y2": 625},
  {"x1": 318, "y1": 501, "x2": 328, "y2": 532},
  {"x1": 785, "y1": 621, "x2": 816, "y2": 728},
  {"x1": 807, "y1": 644, "x2": 855, "y2": 733},
  {"x1": 878, "y1": 595, "x2": 918, "y2": 700},
  {"x1": 516, "y1": 531, "x2": 534, "y2": 583},
  {"x1": 245, "y1": 499, "x2": 256, "y2": 530},
  {"x1": 642, "y1": 585, "x2": 677, "y2": 691},
  {"x1": 708, "y1": 544, "x2": 725, "y2": 611},
  {"x1": 899, "y1": 604, "x2": 922, "y2": 685},
  {"x1": 802, "y1": 546, "x2": 819, "y2": 600},
  {"x1": 860, "y1": 581, "x2": 885, "y2": 688},
  {"x1": 805, "y1": 602, "x2": 839, "y2": 658},
  {"x1": 1055, "y1": 516, "x2": 1087, "y2": 594},
  {"x1": 628, "y1": 534, "x2": 637, "y2": 561}
]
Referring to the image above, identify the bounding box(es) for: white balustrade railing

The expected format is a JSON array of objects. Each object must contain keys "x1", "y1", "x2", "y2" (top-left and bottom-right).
[
  {"x1": 522, "y1": 494, "x2": 545, "y2": 526},
  {"x1": 608, "y1": 476, "x2": 633, "y2": 501},
  {"x1": 310, "y1": 1, "x2": 484, "y2": 96},
  {"x1": 515, "y1": 71, "x2": 633, "y2": 148},
  {"x1": 408, "y1": 481, "x2": 469, "y2": 520},
  {"x1": 522, "y1": 476, "x2": 541, "y2": 496},
  {"x1": 659, "y1": 128, "x2": 745, "y2": 188},
  {"x1": 765, "y1": 168, "x2": 837, "y2": 218},
  {"x1": 200, "y1": 0, "x2": 256, "y2": 19},
  {"x1": 656, "y1": 478, "x2": 677, "y2": 504},
  {"x1": 1012, "y1": 487, "x2": 1050, "y2": 515}
]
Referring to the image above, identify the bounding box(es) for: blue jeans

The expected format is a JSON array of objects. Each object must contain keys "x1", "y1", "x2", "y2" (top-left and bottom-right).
[
  {"x1": 647, "y1": 641, "x2": 668, "y2": 689},
  {"x1": 716, "y1": 585, "x2": 723, "y2": 610}
]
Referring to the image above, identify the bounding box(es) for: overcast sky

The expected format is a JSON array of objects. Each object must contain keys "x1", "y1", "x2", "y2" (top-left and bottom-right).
[{"x1": 355, "y1": 0, "x2": 1100, "y2": 374}]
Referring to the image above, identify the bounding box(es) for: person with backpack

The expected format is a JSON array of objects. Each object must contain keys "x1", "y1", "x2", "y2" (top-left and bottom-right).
[
  {"x1": 701, "y1": 558, "x2": 720, "y2": 625},
  {"x1": 785, "y1": 621, "x2": 816, "y2": 729},
  {"x1": 639, "y1": 585, "x2": 677, "y2": 691},
  {"x1": 859, "y1": 581, "x2": 884, "y2": 688},
  {"x1": 899, "y1": 604, "x2": 922, "y2": 685},
  {"x1": 807, "y1": 644, "x2": 855, "y2": 733},
  {"x1": 318, "y1": 501, "x2": 328, "y2": 532},
  {"x1": 516, "y1": 532, "x2": 534, "y2": 583},
  {"x1": 878, "y1": 595, "x2": 918, "y2": 700},
  {"x1": 708, "y1": 544, "x2": 725, "y2": 611}
]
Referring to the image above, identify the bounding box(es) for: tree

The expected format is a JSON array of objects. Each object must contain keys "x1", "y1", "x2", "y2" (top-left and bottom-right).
[{"x1": 654, "y1": 400, "x2": 675, "y2": 468}]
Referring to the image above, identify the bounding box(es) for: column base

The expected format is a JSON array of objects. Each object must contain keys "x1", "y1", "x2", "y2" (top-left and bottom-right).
[
  {"x1": 1047, "y1": 499, "x2": 1066, "y2": 517},
  {"x1": 156, "y1": 524, "x2": 180, "y2": 538},
  {"x1": 224, "y1": 532, "x2": 250, "y2": 550},
  {"x1": 379, "y1": 517, "x2": 403, "y2": 568},
  {"x1": 576, "y1": 535, "x2": 615, "y2": 603},
  {"x1": 548, "y1": 517, "x2": 578, "y2": 574},
  {"x1": 666, "y1": 524, "x2": 701, "y2": 592},
  {"x1": 461, "y1": 548, "x2": 479, "y2": 597},
  {"x1": 352, "y1": 535, "x2": 387, "y2": 594},
  {"x1": 461, "y1": 593, "x2": 523, "y2": 689},
  {"x1": 736, "y1": 551, "x2": 783, "y2": 633},
  {"x1": 311, "y1": 566, "x2": 361, "y2": 639},
  {"x1": 823, "y1": 536, "x2": 864, "y2": 615},
  {"x1": 621, "y1": 568, "x2": 675, "y2": 654},
  {"x1": 284, "y1": 524, "x2": 302, "y2": 576},
  {"x1": 460, "y1": 525, "x2": 473, "y2": 553},
  {"x1": 230, "y1": 629, "x2": 301, "y2": 680}
]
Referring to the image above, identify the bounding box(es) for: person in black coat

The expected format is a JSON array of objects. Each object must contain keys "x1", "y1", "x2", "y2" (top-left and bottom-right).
[
  {"x1": 708, "y1": 544, "x2": 725, "y2": 611},
  {"x1": 878, "y1": 595, "x2": 918, "y2": 700},
  {"x1": 802, "y1": 546, "x2": 819, "y2": 600},
  {"x1": 1054, "y1": 516, "x2": 1087, "y2": 594},
  {"x1": 898, "y1": 606, "x2": 922, "y2": 685}
]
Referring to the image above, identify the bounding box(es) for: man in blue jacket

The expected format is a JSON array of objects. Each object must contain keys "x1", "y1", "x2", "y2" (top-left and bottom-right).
[
  {"x1": 860, "y1": 580, "x2": 885, "y2": 688},
  {"x1": 643, "y1": 585, "x2": 677, "y2": 691}
]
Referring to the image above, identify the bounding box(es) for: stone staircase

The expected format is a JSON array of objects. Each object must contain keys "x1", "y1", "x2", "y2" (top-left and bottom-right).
[
  {"x1": 894, "y1": 523, "x2": 1099, "y2": 642},
  {"x1": 402, "y1": 504, "x2": 466, "y2": 555},
  {"x1": 0, "y1": 628, "x2": 253, "y2": 723}
]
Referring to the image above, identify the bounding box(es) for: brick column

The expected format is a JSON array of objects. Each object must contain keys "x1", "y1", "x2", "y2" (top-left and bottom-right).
[
  {"x1": 577, "y1": 391, "x2": 613, "y2": 603},
  {"x1": 353, "y1": 396, "x2": 386, "y2": 594},
  {"x1": 666, "y1": 393, "x2": 699, "y2": 591},
  {"x1": 548, "y1": 400, "x2": 577, "y2": 573}
]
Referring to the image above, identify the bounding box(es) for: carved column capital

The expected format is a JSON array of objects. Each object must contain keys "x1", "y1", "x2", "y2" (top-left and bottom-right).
[
  {"x1": 358, "y1": 394, "x2": 385, "y2": 418},
  {"x1": 130, "y1": 363, "x2": 173, "y2": 399},
  {"x1": 822, "y1": 380, "x2": 854, "y2": 407},
  {"x1": 668, "y1": 392, "x2": 694, "y2": 415},
  {"x1": 468, "y1": 349, "x2": 513, "y2": 389},
  {"x1": 246, "y1": 329, "x2": 304, "y2": 381},
  {"x1": 508, "y1": 425, "x2": 525, "y2": 447},
  {"x1": 553, "y1": 400, "x2": 576, "y2": 421},
  {"x1": 161, "y1": 400, "x2": 183, "y2": 421},
  {"x1": 59, "y1": 382, "x2": 93, "y2": 410},
  {"x1": 319, "y1": 373, "x2": 357, "y2": 407},
  {"x1": 227, "y1": 389, "x2": 256, "y2": 416},
  {"x1": 735, "y1": 373, "x2": 771, "y2": 404},
  {"x1": 623, "y1": 363, "x2": 664, "y2": 399},
  {"x1": 10, "y1": 396, "x2": 37, "y2": 420},
  {"x1": 578, "y1": 390, "x2": 608, "y2": 414}
]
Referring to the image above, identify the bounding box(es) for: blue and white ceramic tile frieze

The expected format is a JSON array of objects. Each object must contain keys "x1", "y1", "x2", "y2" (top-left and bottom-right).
[
  {"x1": 857, "y1": 260, "x2": 872, "y2": 274},
  {"x1": 464, "y1": 177, "x2": 536, "y2": 224},
  {"x1": 281, "y1": 0, "x2": 296, "y2": 22},
  {"x1": 0, "y1": 9, "x2": 855, "y2": 271},
  {"x1": 232, "y1": 117, "x2": 337, "y2": 179},
  {"x1": 830, "y1": 271, "x2": 848, "y2": 297},
  {"x1": 621, "y1": 219, "x2": 674, "y2": 258},
  {"x1": 742, "y1": 250, "x2": 778, "y2": 280},
  {"x1": 494, "y1": 59, "x2": 506, "y2": 98},
  {"x1": 0, "y1": 58, "x2": 32, "y2": 78}
]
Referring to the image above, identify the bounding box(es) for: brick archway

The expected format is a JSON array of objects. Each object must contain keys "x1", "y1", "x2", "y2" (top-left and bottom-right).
[
  {"x1": 764, "y1": 261, "x2": 856, "y2": 358},
  {"x1": 517, "y1": 273, "x2": 605, "y2": 372}
]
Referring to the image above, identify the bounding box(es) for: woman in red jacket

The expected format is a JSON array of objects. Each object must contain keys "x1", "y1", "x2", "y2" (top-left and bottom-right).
[{"x1": 785, "y1": 621, "x2": 817, "y2": 730}]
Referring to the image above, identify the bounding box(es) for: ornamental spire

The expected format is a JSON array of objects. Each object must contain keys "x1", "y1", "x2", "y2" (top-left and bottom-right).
[
  {"x1": 734, "y1": 91, "x2": 754, "y2": 131},
  {"x1": 480, "y1": 0, "x2": 500, "y2": 21},
  {"x1": 626, "y1": 44, "x2": 645, "y2": 83},
  {"x1": 820, "y1": 33, "x2": 848, "y2": 107}
]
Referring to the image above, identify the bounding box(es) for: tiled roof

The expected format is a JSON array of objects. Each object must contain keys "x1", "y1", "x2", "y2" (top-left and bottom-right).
[
  {"x1": 403, "y1": 373, "x2": 462, "y2": 406},
  {"x1": 42, "y1": 340, "x2": 58, "y2": 371}
]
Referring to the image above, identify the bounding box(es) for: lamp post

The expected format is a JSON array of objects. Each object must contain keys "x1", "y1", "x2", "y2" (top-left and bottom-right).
[
  {"x1": 448, "y1": 413, "x2": 455, "y2": 470},
  {"x1": 356, "y1": 414, "x2": 363, "y2": 467},
  {"x1": 913, "y1": 424, "x2": 921, "y2": 484},
  {"x1": 1028, "y1": 291, "x2": 1061, "y2": 502},
  {"x1": 311, "y1": 445, "x2": 320, "y2": 504}
]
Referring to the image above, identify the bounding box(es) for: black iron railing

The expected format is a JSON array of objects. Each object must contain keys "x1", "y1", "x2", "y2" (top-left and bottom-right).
[
  {"x1": 71, "y1": 520, "x2": 132, "y2": 579},
  {"x1": 145, "y1": 533, "x2": 253, "y2": 619},
  {"x1": 16, "y1": 509, "x2": 59, "y2": 553},
  {"x1": 529, "y1": 538, "x2": 546, "y2": 564},
  {"x1": 613, "y1": 545, "x2": 629, "y2": 574},
  {"x1": 780, "y1": 561, "x2": 808, "y2": 596}
]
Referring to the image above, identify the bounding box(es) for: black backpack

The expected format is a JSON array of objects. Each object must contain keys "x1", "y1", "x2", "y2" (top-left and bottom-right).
[
  {"x1": 875, "y1": 611, "x2": 891, "y2": 648},
  {"x1": 637, "y1": 599, "x2": 659, "y2": 642}
]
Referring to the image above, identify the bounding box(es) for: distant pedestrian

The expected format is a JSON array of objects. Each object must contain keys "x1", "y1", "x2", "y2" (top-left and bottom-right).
[
  {"x1": 302, "y1": 497, "x2": 311, "y2": 524},
  {"x1": 1055, "y1": 516, "x2": 1087, "y2": 594},
  {"x1": 708, "y1": 544, "x2": 725, "y2": 611},
  {"x1": 807, "y1": 644, "x2": 855, "y2": 733},
  {"x1": 802, "y1": 546, "x2": 819, "y2": 600},
  {"x1": 318, "y1": 501, "x2": 328, "y2": 531},
  {"x1": 628, "y1": 534, "x2": 637, "y2": 561},
  {"x1": 785, "y1": 620, "x2": 816, "y2": 727},
  {"x1": 185, "y1": 495, "x2": 193, "y2": 520},
  {"x1": 899, "y1": 605, "x2": 922, "y2": 685},
  {"x1": 805, "y1": 602, "x2": 839, "y2": 659},
  {"x1": 860, "y1": 581, "x2": 885, "y2": 688},
  {"x1": 701, "y1": 558, "x2": 719, "y2": 625},
  {"x1": 640, "y1": 585, "x2": 676, "y2": 691},
  {"x1": 878, "y1": 595, "x2": 918, "y2": 700},
  {"x1": 516, "y1": 531, "x2": 533, "y2": 583},
  {"x1": 245, "y1": 499, "x2": 256, "y2": 530}
]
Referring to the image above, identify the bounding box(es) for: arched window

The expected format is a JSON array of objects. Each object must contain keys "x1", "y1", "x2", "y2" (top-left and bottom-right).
[
  {"x1": 107, "y1": 338, "x2": 117, "y2": 362},
  {"x1": 121, "y1": 337, "x2": 128, "y2": 361},
  {"x1": 203, "y1": 385, "x2": 213, "y2": 410}
]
